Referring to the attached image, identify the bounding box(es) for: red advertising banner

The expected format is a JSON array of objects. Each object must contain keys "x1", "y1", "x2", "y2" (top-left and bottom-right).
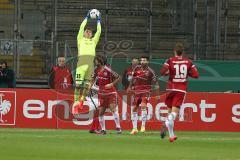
[{"x1": 0, "y1": 88, "x2": 240, "y2": 132}]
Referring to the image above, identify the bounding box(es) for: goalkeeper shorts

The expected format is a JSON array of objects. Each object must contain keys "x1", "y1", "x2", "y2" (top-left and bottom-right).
[{"x1": 75, "y1": 55, "x2": 95, "y2": 85}]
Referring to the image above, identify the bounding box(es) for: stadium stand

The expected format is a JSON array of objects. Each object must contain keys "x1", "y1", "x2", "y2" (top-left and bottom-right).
[{"x1": 0, "y1": 0, "x2": 240, "y2": 88}]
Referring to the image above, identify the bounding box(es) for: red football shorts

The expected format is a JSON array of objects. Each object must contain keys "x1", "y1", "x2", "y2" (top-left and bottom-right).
[
  {"x1": 98, "y1": 92, "x2": 117, "y2": 108},
  {"x1": 132, "y1": 92, "x2": 150, "y2": 107},
  {"x1": 165, "y1": 91, "x2": 186, "y2": 108}
]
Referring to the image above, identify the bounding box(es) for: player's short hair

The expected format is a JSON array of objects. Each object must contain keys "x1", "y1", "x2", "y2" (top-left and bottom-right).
[
  {"x1": 140, "y1": 56, "x2": 149, "y2": 61},
  {"x1": 94, "y1": 55, "x2": 105, "y2": 65},
  {"x1": 85, "y1": 27, "x2": 93, "y2": 32},
  {"x1": 132, "y1": 57, "x2": 139, "y2": 60},
  {"x1": 175, "y1": 42, "x2": 184, "y2": 56},
  {"x1": 57, "y1": 55, "x2": 65, "y2": 58}
]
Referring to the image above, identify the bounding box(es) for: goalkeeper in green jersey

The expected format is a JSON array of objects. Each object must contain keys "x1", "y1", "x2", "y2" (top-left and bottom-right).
[{"x1": 72, "y1": 10, "x2": 101, "y2": 114}]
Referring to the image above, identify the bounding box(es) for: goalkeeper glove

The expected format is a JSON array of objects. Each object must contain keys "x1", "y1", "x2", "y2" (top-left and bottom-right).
[
  {"x1": 85, "y1": 10, "x2": 91, "y2": 19},
  {"x1": 97, "y1": 12, "x2": 101, "y2": 23}
]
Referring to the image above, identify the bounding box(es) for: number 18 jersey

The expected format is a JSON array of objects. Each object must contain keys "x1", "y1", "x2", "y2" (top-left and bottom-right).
[{"x1": 163, "y1": 56, "x2": 198, "y2": 93}]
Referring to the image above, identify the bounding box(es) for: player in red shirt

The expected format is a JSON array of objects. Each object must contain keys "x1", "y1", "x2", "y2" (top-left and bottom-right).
[
  {"x1": 92, "y1": 55, "x2": 121, "y2": 134},
  {"x1": 122, "y1": 57, "x2": 139, "y2": 89},
  {"x1": 89, "y1": 56, "x2": 107, "y2": 134},
  {"x1": 160, "y1": 42, "x2": 199, "y2": 142},
  {"x1": 128, "y1": 56, "x2": 159, "y2": 134}
]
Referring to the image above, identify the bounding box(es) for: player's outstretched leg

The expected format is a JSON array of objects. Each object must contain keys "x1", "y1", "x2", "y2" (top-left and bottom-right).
[
  {"x1": 131, "y1": 111, "x2": 138, "y2": 135},
  {"x1": 140, "y1": 108, "x2": 147, "y2": 133},
  {"x1": 165, "y1": 111, "x2": 178, "y2": 142},
  {"x1": 99, "y1": 116, "x2": 106, "y2": 134},
  {"x1": 160, "y1": 122, "x2": 167, "y2": 139},
  {"x1": 89, "y1": 110, "x2": 100, "y2": 134},
  {"x1": 72, "y1": 81, "x2": 91, "y2": 114},
  {"x1": 113, "y1": 111, "x2": 122, "y2": 134},
  {"x1": 72, "y1": 88, "x2": 81, "y2": 114},
  {"x1": 78, "y1": 81, "x2": 91, "y2": 109},
  {"x1": 109, "y1": 97, "x2": 122, "y2": 134},
  {"x1": 98, "y1": 107, "x2": 107, "y2": 134}
]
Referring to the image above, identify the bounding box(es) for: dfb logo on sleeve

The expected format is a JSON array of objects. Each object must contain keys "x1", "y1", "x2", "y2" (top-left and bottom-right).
[{"x1": 0, "y1": 91, "x2": 16, "y2": 125}]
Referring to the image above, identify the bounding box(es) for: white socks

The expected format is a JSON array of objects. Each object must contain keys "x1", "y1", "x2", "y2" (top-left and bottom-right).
[
  {"x1": 99, "y1": 116, "x2": 106, "y2": 131},
  {"x1": 141, "y1": 109, "x2": 147, "y2": 128},
  {"x1": 99, "y1": 112, "x2": 121, "y2": 131},
  {"x1": 113, "y1": 111, "x2": 121, "y2": 128},
  {"x1": 132, "y1": 109, "x2": 148, "y2": 129},
  {"x1": 165, "y1": 112, "x2": 177, "y2": 138},
  {"x1": 132, "y1": 112, "x2": 138, "y2": 129}
]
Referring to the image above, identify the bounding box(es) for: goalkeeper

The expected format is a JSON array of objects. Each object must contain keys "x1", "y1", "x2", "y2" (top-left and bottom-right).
[{"x1": 72, "y1": 10, "x2": 101, "y2": 114}]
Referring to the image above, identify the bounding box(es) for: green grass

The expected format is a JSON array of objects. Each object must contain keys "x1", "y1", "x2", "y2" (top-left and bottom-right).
[{"x1": 0, "y1": 128, "x2": 240, "y2": 160}]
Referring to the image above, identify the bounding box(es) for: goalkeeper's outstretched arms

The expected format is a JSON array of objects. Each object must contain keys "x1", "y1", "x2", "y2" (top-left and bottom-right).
[
  {"x1": 92, "y1": 12, "x2": 102, "y2": 45},
  {"x1": 77, "y1": 10, "x2": 90, "y2": 42}
]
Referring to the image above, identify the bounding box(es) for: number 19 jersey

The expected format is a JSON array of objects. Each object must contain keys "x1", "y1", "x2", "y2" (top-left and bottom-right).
[{"x1": 163, "y1": 56, "x2": 198, "y2": 93}]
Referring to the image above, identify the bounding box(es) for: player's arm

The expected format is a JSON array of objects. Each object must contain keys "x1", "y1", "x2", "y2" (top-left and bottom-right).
[
  {"x1": 105, "y1": 67, "x2": 121, "y2": 89},
  {"x1": 189, "y1": 64, "x2": 199, "y2": 78},
  {"x1": 77, "y1": 11, "x2": 90, "y2": 42},
  {"x1": 153, "y1": 81, "x2": 160, "y2": 100},
  {"x1": 152, "y1": 78, "x2": 160, "y2": 90},
  {"x1": 112, "y1": 74, "x2": 121, "y2": 87},
  {"x1": 126, "y1": 67, "x2": 137, "y2": 93},
  {"x1": 89, "y1": 69, "x2": 97, "y2": 89},
  {"x1": 127, "y1": 78, "x2": 133, "y2": 93},
  {"x1": 67, "y1": 67, "x2": 73, "y2": 87},
  {"x1": 126, "y1": 70, "x2": 134, "y2": 93},
  {"x1": 110, "y1": 69, "x2": 121, "y2": 87},
  {"x1": 151, "y1": 70, "x2": 160, "y2": 99},
  {"x1": 92, "y1": 13, "x2": 101, "y2": 44},
  {"x1": 48, "y1": 66, "x2": 55, "y2": 89},
  {"x1": 160, "y1": 59, "x2": 170, "y2": 76},
  {"x1": 150, "y1": 68, "x2": 159, "y2": 88}
]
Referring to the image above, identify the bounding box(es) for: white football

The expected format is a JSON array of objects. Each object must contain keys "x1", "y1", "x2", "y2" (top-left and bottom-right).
[{"x1": 90, "y1": 9, "x2": 99, "y2": 19}]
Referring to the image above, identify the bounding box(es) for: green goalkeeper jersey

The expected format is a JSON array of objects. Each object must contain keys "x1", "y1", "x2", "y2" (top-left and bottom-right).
[{"x1": 77, "y1": 19, "x2": 101, "y2": 56}]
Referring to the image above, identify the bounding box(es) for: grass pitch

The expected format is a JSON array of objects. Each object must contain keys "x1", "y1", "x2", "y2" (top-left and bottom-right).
[{"x1": 0, "y1": 128, "x2": 239, "y2": 160}]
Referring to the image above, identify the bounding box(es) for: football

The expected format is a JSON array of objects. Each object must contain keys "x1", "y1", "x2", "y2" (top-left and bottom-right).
[{"x1": 90, "y1": 9, "x2": 99, "y2": 19}]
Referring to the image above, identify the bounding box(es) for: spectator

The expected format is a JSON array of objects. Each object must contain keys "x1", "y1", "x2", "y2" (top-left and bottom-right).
[
  {"x1": 49, "y1": 56, "x2": 73, "y2": 91},
  {"x1": 0, "y1": 60, "x2": 15, "y2": 88},
  {"x1": 122, "y1": 57, "x2": 139, "y2": 89}
]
